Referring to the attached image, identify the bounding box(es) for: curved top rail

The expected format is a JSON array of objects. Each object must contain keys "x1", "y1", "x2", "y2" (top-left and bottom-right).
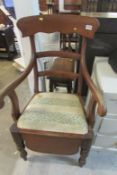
[{"x1": 17, "y1": 14, "x2": 100, "y2": 39}]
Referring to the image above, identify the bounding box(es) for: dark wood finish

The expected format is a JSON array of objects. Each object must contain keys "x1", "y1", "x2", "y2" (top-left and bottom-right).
[
  {"x1": 52, "y1": 0, "x2": 59, "y2": 13},
  {"x1": 21, "y1": 132, "x2": 81, "y2": 154},
  {"x1": 0, "y1": 14, "x2": 106, "y2": 166},
  {"x1": 0, "y1": 9, "x2": 13, "y2": 25},
  {"x1": 87, "y1": 95, "x2": 97, "y2": 127},
  {"x1": 48, "y1": 58, "x2": 74, "y2": 92},
  {"x1": 39, "y1": 0, "x2": 117, "y2": 14},
  {"x1": 0, "y1": 26, "x2": 17, "y2": 58},
  {"x1": 79, "y1": 138, "x2": 92, "y2": 167},
  {"x1": 38, "y1": 70, "x2": 78, "y2": 80},
  {"x1": 36, "y1": 50, "x2": 80, "y2": 59},
  {"x1": 10, "y1": 123, "x2": 27, "y2": 160},
  {"x1": 17, "y1": 14, "x2": 100, "y2": 39},
  {"x1": 51, "y1": 0, "x2": 81, "y2": 14},
  {"x1": 39, "y1": 0, "x2": 48, "y2": 11},
  {"x1": 82, "y1": 0, "x2": 117, "y2": 12},
  {"x1": 60, "y1": 33, "x2": 80, "y2": 51},
  {"x1": 64, "y1": 0, "x2": 81, "y2": 11}
]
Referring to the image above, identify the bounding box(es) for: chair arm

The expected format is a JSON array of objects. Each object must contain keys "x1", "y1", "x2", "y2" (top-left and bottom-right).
[
  {"x1": 80, "y1": 38, "x2": 106, "y2": 117},
  {"x1": 0, "y1": 58, "x2": 34, "y2": 110},
  {"x1": 81, "y1": 60, "x2": 106, "y2": 117}
]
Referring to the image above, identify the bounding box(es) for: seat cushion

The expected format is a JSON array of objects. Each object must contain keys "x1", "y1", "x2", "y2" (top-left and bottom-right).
[{"x1": 17, "y1": 93, "x2": 88, "y2": 134}]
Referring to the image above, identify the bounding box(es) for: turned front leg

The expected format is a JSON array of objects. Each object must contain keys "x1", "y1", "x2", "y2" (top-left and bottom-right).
[
  {"x1": 10, "y1": 123, "x2": 27, "y2": 160},
  {"x1": 78, "y1": 139, "x2": 92, "y2": 167}
]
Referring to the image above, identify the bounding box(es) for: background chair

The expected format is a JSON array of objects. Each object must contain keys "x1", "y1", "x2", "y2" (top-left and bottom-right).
[
  {"x1": 48, "y1": 33, "x2": 79, "y2": 93},
  {"x1": 0, "y1": 14, "x2": 106, "y2": 166}
]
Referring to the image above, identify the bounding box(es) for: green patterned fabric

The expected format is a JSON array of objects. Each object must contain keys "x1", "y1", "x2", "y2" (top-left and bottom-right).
[{"x1": 17, "y1": 93, "x2": 88, "y2": 134}]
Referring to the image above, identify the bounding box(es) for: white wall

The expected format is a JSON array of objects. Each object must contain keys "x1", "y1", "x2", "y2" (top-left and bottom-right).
[
  {"x1": 13, "y1": 0, "x2": 43, "y2": 92},
  {"x1": 0, "y1": 0, "x2": 3, "y2": 5},
  {"x1": 13, "y1": 0, "x2": 39, "y2": 65},
  {"x1": 13, "y1": 0, "x2": 60, "y2": 92}
]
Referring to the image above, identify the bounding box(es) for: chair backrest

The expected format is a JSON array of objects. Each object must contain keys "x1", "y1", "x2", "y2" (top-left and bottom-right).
[
  {"x1": 17, "y1": 14, "x2": 99, "y2": 38},
  {"x1": 17, "y1": 14, "x2": 100, "y2": 93}
]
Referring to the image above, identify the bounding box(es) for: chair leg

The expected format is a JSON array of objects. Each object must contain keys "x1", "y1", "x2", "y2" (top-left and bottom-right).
[
  {"x1": 67, "y1": 81, "x2": 72, "y2": 93},
  {"x1": 78, "y1": 139, "x2": 92, "y2": 167},
  {"x1": 49, "y1": 80, "x2": 54, "y2": 92},
  {"x1": 10, "y1": 123, "x2": 27, "y2": 160}
]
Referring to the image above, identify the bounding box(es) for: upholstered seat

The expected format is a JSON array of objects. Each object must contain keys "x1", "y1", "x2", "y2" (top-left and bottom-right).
[{"x1": 18, "y1": 92, "x2": 88, "y2": 134}]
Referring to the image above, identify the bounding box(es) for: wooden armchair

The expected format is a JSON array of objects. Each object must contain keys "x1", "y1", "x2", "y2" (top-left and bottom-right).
[{"x1": 0, "y1": 14, "x2": 106, "y2": 166}]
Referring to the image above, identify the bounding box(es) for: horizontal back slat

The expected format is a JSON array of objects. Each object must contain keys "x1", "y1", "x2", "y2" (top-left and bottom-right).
[
  {"x1": 17, "y1": 14, "x2": 100, "y2": 39},
  {"x1": 36, "y1": 51, "x2": 80, "y2": 60},
  {"x1": 38, "y1": 70, "x2": 79, "y2": 80}
]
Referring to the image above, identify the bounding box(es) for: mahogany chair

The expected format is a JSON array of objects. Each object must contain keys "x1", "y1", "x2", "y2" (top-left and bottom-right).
[{"x1": 0, "y1": 14, "x2": 106, "y2": 166}]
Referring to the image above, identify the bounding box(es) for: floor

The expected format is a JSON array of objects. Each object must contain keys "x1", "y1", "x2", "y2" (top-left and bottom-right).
[
  {"x1": 0, "y1": 59, "x2": 31, "y2": 175},
  {"x1": 12, "y1": 149, "x2": 117, "y2": 175}
]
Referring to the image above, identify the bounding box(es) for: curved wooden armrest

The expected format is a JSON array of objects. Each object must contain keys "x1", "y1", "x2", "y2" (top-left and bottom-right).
[
  {"x1": 81, "y1": 39, "x2": 106, "y2": 117},
  {"x1": 0, "y1": 58, "x2": 34, "y2": 109},
  {"x1": 83, "y1": 71, "x2": 106, "y2": 117}
]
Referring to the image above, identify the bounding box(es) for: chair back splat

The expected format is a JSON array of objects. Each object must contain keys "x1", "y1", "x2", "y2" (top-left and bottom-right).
[{"x1": 0, "y1": 14, "x2": 106, "y2": 167}]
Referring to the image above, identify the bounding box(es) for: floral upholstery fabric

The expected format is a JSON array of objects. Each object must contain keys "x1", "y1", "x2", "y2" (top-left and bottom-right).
[{"x1": 17, "y1": 93, "x2": 88, "y2": 134}]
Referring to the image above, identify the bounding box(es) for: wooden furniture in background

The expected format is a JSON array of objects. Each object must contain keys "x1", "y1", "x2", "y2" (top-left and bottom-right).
[
  {"x1": 0, "y1": 9, "x2": 16, "y2": 59},
  {"x1": 48, "y1": 57, "x2": 74, "y2": 92},
  {"x1": 38, "y1": 0, "x2": 117, "y2": 13},
  {"x1": 82, "y1": 0, "x2": 117, "y2": 12},
  {"x1": 0, "y1": 26, "x2": 16, "y2": 58},
  {"x1": 39, "y1": 0, "x2": 48, "y2": 12},
  {"x1": 0, "y1": 9, "x2": 13, "y2": 25},
  {"x1": 0, "y1": 14, "x2": 106, "y2": 166},
  {"x1": 39, "y1": 0, "x2": 54, "y2": 14},
  {"x1": 38, "y1": 0, "x2": 82, "y2": 14},
  {"x1": 64, "y1": 0, "x2": 82, "y2": 11}
]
